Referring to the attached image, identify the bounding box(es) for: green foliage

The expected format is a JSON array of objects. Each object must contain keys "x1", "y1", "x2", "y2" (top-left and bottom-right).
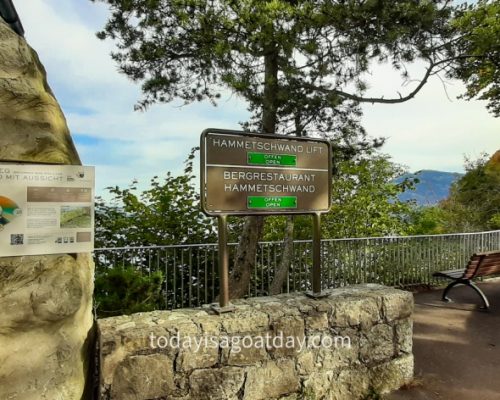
[
  {"x1": 95, "y1": 149, "x2": 216, "y2": 248},
  {"x1": 264, "y1": 151, "x2": 415, "y2": 241},
  {"x1": 409, "y1": 152, "x2": 500, "y2": 234},
  {"x1": 406, "y1": 206, "x2": 448, "y2": 235},
  {"x1": 450, "y1": 0, "x2": 500, "y2": 117},
  {"x1": 324, "y1": 152, "x2": 415, "y2": 239},
  {"x1": 440, "y1": 152, "x2": 500, "y2": 231},
  {"x1": 94, "y1": 150, "x2": 217, "y2": 313},
  {"x1": 94, "y1": 267, "x2": 165, "y2": 317}
]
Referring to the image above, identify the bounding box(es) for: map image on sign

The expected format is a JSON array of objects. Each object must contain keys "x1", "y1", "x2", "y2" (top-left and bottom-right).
[
  {"x1": 60, "y1": 206, "x2": 92, "y2": 229},
  {"x1": 201, "y1": 130, "x2": 332, "y2": 215},
  {"x1": 0, "y1": 196, "x2": 21, "y2": 226}
]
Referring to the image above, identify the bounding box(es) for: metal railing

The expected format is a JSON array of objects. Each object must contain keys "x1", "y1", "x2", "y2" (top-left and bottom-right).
[{"x1": 93, "y1": 230, "x2": 500, "y2": 310}]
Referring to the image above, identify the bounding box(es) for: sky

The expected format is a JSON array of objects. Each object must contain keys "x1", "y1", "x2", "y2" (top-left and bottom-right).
[{"x1": 14, "y1": 0, "x2": 499, "y2": 197}]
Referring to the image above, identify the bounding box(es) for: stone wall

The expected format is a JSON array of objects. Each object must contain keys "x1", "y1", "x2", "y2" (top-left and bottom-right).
[{"x1": 98, "y1": 285, "x2": 414, "y2": 400}]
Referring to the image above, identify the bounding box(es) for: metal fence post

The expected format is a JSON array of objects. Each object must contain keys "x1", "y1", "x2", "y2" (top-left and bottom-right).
[{"x1": 306, "y1": 212, "x2": 328, "y2": 298}]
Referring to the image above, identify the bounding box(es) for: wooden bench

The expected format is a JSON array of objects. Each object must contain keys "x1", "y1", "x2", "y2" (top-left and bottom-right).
[{"x1": 433, "y1": 250, "x2": 500, "y2": 309}]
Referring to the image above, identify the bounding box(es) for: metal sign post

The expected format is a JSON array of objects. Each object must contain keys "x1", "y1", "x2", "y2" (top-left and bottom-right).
[
  {"x1": 200, "y1": 129, "x2": 332, "y2": 312},
  {"x1": 306, "y1": 212, "x2": 328, "y2": 298},
  {"x1": 213, "y1": 214, "x2": 235, "y2": 313}
]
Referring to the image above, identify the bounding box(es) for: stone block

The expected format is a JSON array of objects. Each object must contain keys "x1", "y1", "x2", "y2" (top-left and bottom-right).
[
  {"x1": 305, "y1": 311, "x2": 329, "y2": 331},
  {"x1": 382, "y1": 291, "x2": 414, "y2": 322},
  {"x1": 110, "y1": 354, "x2": 175, "y2": 400},
  {"x1": 330, "y1": 297, "x2": 381, "y2": 329},
  {"x1": 359, "y1": 323, "x2": 395, "y2": 364},
  {"x1": 297, "y1": 350, "x2": 315, "y2": 375},
  {"x1": 303, "y1": 370, "x2": 334, "y2": 399},
  {"x1": 269, "y1": 315, "x2": 305, "y2": 358},
  {"x1": 370, "y1": 354, "x2": 414, "y2": 394},
  {"x1": 395, "y1": 318, "x2": 413, "y2": 355},
  {"x1": 221, "y1": 310, "x2": 268, "y2": 334},
  {"x1": 331, "y1": 367, "x2": 370, "y2": 400},
  {"x1": 225, "y1": 335, "x2": 270, "y2": 366},
  {"x1": 177, "y1": 338, "x2": 219, "y2": 371},
  {"x1": 0, "y1": 253, "x2": 93, "y2": 400},
  {"x1": 243, "y1": 359, "x2": 300, "y2": 400},
  {"x1": 315, "y1": 332, "x2": 358, "y2": 370},
  {"x1": 189, "y1": 367, "x2": 245, "y2": 400}
]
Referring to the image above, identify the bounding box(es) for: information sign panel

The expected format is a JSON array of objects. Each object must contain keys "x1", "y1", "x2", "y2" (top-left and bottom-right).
[
  {"x1": 0, "y1": 164, "x2": 95, "y2": 256},
  {"x1": 201, "y1": 129, "x2": 331, "y2": 215}
]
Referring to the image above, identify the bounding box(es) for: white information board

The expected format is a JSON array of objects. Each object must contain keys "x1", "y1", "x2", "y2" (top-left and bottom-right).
[{"x1": 0, "y1": 164, "x2": 95, "y2": 256}]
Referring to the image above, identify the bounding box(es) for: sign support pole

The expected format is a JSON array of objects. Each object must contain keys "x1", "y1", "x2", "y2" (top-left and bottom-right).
[
  {"x1": 211, "y1": 214, "x2": 235, "y2": 313},
  {"x1": 312, "y1": 212, "x2": 321, "y2": 294},
  {"x1": 307, "y1": 212, "x2": 328, "y2": 299}
]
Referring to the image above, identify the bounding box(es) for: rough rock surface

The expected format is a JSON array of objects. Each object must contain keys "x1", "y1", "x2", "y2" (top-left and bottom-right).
[
  {"x1": 99, "y1": 285, "x2": 414, "y2": 400},
  {"x1": 0, "y1": 19, "x2": 80, "y2": 164},
  {"x1": 0, "y1": 19, "x2": 93, "y2": 400}
]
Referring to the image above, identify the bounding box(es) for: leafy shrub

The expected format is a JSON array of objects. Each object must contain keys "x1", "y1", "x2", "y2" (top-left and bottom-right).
[{"x1": 94, "y1": 267, "x2": 165, "y2": 317}]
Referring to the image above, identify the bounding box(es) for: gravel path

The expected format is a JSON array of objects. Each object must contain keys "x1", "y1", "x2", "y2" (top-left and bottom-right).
[{"x1": 386, "y1": 279, "x2": 500, "y2": 400}]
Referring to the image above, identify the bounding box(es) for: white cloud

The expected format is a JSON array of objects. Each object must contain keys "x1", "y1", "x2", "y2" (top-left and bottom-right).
[{"x1": 360, "y1": 61, "x2": 499, "y2": 172}]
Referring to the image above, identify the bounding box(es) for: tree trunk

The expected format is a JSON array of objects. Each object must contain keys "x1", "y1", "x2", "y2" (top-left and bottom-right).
[
  {"x1": 228, "y1": 42, "x2": 279, "y2": 299},
  {"x1": 269, "y1": 216, "x2": 294, "y2": 295},
  {"x1": 268, "y1": 117, "x2": 303, "y2": 295}
]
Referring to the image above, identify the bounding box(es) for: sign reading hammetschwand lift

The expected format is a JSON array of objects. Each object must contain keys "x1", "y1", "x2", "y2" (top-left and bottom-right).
[{"x1": 201, "y1": 129, "x2": 332, "y2": 215}]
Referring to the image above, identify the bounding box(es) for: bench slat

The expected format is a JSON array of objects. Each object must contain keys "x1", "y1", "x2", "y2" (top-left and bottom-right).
[
  {"x1": 465, "y1": 260, "x2": 500, "y2": 276},
  {"x1": 476, "y1": 265, "x2": 500, "y2": 276},
  {"x1": 473, "y1": 250, "x2": 500, "y2": 257},
  {"x1": 475, "y1": 261, "x2": 500, "y2": 270},
  {"x1": 433, "y1": 270, "x2": 465, "y2": 279},
  {"x1": 469, "y1": 254, "x2": 500, "y2": 264},
  {"x1": 468, "y1": 255, "x2": 500, "y2": 265}
]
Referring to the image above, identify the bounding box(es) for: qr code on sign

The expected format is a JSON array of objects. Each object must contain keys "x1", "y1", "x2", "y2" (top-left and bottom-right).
[{"x1": 10, "y1": 234, "x2": 24, "y2": 245}]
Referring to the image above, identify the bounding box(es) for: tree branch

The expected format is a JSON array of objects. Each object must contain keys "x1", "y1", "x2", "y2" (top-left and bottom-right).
[{"x1": 309, "y1": 59, "x2": 438, "y2": 104}]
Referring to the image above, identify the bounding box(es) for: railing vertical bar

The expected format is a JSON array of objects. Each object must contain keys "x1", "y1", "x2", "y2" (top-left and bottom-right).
[
  {"x1": 196, "y1": 248, "x2": 201, "y2": 307},
  {"x1": 267, "y1": 245, "x2": 271, "y2": 294},
  {"x1": 261, "y1": 244, "x2": 265, "y2": 295},
  {"x1": 298, "y1": 242, "x2": 303, "y2": 291},
  {"x1": 204, "y1": 247, "x2": 208, "y2": 305},
  {"x1": 147, "y1": 249, "x2": 151, "y2": 276},
  {"x1": 254, "y1": 245, "x2": 258, "y2": 297},
  {"x1": 173, "y1": 248, "x2": 177, "y2": 309},
  {"x1": 165, "y1": 249, "x2": 169, "y2": 309},
  {"x1": 188, "y1": 249, "x2": 193, "y2": 308},
  {"x1": 211, "y1": 247, "x2": 215, "y2": 302}
]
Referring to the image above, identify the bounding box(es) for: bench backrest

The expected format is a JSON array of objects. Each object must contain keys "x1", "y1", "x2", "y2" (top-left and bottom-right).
[{"x1": 464, "y1": 250, "x2": 500, "y2": 279}]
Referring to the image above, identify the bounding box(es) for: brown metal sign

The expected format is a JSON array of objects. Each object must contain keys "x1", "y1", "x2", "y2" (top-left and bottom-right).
[{"x1": 200, "y1": 129, "x2": 332, "y2": 215}]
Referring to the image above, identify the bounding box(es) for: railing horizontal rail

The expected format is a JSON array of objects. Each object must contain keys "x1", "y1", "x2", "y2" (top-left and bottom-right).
[{"x1": 93, "y1": 230, "x2": 500, "y2": 310}]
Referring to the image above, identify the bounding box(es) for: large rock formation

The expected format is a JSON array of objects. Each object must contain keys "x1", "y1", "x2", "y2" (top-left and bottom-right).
[
  {"x1": 0, "y1": 18, "x2": 80, "y2": 163},
  {"x1": 0, "y1": 18, "x2": 94, "y2": 400}
]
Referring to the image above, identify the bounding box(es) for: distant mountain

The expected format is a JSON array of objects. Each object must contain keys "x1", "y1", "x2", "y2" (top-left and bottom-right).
[{"x1": 395, "y1": 170, "x2": 463, "y2": 206}]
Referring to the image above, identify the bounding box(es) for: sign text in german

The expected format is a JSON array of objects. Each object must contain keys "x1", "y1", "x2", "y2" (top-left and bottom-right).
[
  {"x1": 0, "y1": 164, "x2": 95, "y2": 256},
  {"x1": 201, "y1": 130, "x2": 331, "y2": 215}
]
